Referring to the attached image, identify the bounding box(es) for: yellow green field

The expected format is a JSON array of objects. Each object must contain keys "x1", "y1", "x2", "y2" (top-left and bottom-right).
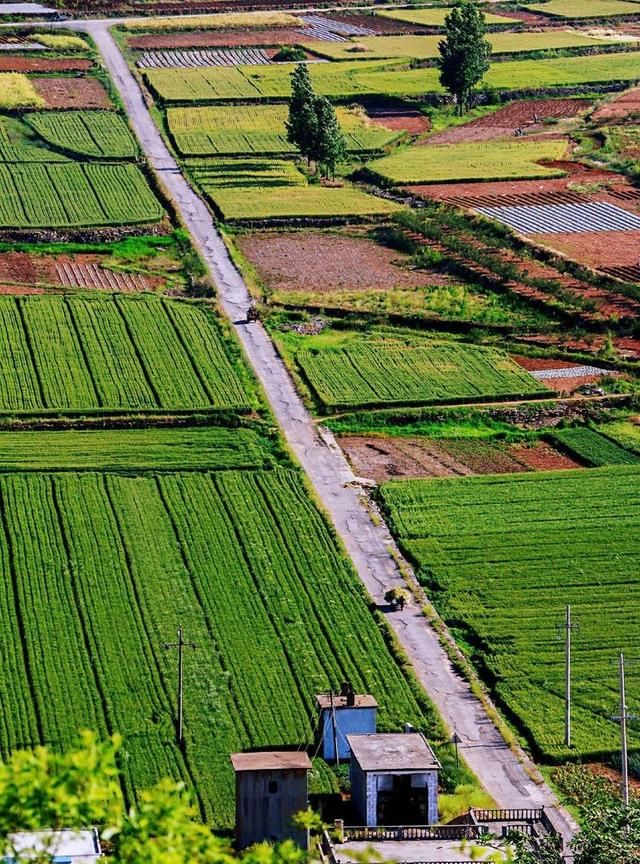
[
  {"x1": 370, "y1": 139, "x2": 568, "y2": 184},
  {"x1": 530, "y1": 0, "x2": 640, "y2": 17},
  {"x1": 376, "y1": 6, "x2": 521, "y2": 26}
]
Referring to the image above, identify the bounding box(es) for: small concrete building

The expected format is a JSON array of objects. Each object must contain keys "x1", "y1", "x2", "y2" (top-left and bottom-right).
[
  {"x1": 4, "y1": 829, "x2": 102, "y2": 863},
  {"x1": 316, "y1": 688, "x2": 378, "y2": 762},
  {"x1": 231, "y1": 751, "x2": 311, "y2": 850},
  {"x1": 347, "y1": 733, "x2": 441, "y2": 827}
]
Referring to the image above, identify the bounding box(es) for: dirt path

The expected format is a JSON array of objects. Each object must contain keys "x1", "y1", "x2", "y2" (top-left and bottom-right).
[{"x1": 83, "y1": 20, "x2": 577, "y2": 854}]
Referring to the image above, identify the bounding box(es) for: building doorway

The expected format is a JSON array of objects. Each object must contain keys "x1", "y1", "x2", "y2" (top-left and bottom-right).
[{"x1": 377, "y1": 775, "x2": 427, "y2": 825}]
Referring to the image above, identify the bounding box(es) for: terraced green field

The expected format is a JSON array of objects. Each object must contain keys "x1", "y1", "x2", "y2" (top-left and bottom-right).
[
  {"x1": 529, "y1": 0, "x2": 640, "y2": 17},
  {"x1": 169, "y1": 104, "x2": 401, "y2": 157},
  {"x1": 370, "y1": 139, "x2": 568, "y2": 184},
  {"x1": 295, "y1": 337, "x2": 549, "y2": 411},
  {"x1": 26, "y1": 111, "x2": 139, "y2": 160},
  {"x1": 307, "y1": 30, "x2": 624, "y2": 62},
  {"x1": 551, "y1": 427, "x2": 640, "y2": 466},
  {"x1": 0, "y1": 427, "x2": 269, "y2": 471},
  {"x1": 0, "y1": 296, "x2": 249, "y2": 413},
  {"x1": 376, "y1": 7, "x2": 521, "y2": 26},
  {"x1": 0, "y1": 162, "x2": 163, "y2": 227},
  {"x1": 379, "y1": 466, "x2": 640, "y2": 760},
  {"x1": 144, "y1": 52, "x2": 640, "y2": 102},
  {"x1": 0, "y1": 464, "x2": 440, "y2": 828}
]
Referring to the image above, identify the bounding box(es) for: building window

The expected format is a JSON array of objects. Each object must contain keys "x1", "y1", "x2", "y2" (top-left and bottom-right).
[{"x1": 268, "y1": 780, "x2": 279, "y2": 794}]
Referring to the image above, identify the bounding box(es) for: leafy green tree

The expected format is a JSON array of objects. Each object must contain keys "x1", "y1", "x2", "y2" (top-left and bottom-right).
[
  {"x1": 312, "y1": 97, "x2": 347, "y2": 179},
  {"x1": 286, "y1": 63, "x2": 318, "y2": 164},
  {"x1": 572, "y1": 795, "x2": 640, "y2": 864},
  {"x1": 436, "y1": 1, "x2": 491, "y2": 114},
  {"x1": 0, "y1": 734, "x2": 308, "y2": 864}
]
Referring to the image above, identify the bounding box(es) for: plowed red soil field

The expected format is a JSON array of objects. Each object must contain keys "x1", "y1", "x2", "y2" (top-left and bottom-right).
[
  {"x1": 32, "y1": 76, "x2": 111, "y2": 109},
  {"x1": 513, "y1": 355, "x2": 582, "y2": 371},
  {"x1": 0, "y1": 252, "x2": 162, "y2": 292},
  {"x1": 592, "y1": 86, "x2": 640, "y2": 121},
  {"x1": 0, "y1": 57, "x2": 93, "y2": 72},
  {"x1": 367, "y1": 109, "x2": 430, "y2": 135},
  {"x1": 238, "y1": 231, "x2": 444, "y2": 293},
  {"x1": 128, "y1": 28, "x2": 316, "y2": 49},
  {"x1": 426, "y1": 99, "x2": 590, "y2": 145},
  {"x1": 511, "y1": 440, "x2": 584, "y2": 470},
  {"x1": 530, "y1": 229, "x2": 640, "y2": 274}
]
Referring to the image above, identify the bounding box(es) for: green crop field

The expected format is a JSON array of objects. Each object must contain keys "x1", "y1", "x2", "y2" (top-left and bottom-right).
[
  {"x1": 0, "y1": 465, "x2": 440, "y2": 827},
  {"x1": 168, "y1": 104, "x2": 401, "y2": 157},
  {"x1": 206, "y1": 184, "x2": 402, "y2": 222},
  {"x1": 26, "y1": 111, "x2": 139, "y2": 160},
  {"x1": 379, "y1": 466, "x2": 640, "y2": 760},
  {"x1": 190, "y1": 158, "x2": 307, "y2": 188},
  {"x1": 0, "y1": 295, "x2": 249, "y2": 414},
  {"x1": 145, "y1": 52, "x2": 640, "y2": 103},
  {"x1": 0, "y1": 427, "x2": 269, "y2": 471},
  {"x1": 0, "y1": 162, "x2": 163, "y2": 227},
  {"x1": 530, "y1": 0, "x2": 640, "y2": 18},
  {"x1": 306, "y1": 31, "x2": 623, "y2": 62},
  {"x1": 599, "y1": 420, "x2": 640, "y2": 453},
  {"x1": 295, "y1": 337, "x2": 548, "y2": 411},
  {"x1": 370, "y1": 139, "x2": 568, "y2": 184},
  {"x1": 376, "y1": 7, "x2": 521, "y2": 25},
  {"x1": 551, "y1": 427, "x2": 640, "y2": 466}
]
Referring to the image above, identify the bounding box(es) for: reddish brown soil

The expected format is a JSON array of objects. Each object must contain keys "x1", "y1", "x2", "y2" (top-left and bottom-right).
[
  {"x1": 592, "y1": 86, "x2": 640, "y2": 122},
  {"x1": 0, "y1": 56, "x2": 93, "y2": 72},
  {"x1": 0, "y1": 252, "x2": 162, "y2": 292},
  {"x1": 338, "y1": 435, "x2": 474, "y2": 482},
  {"x1": 238, "y1": 231, "x2": 443, "y2": 293},
  {"x1": 128, "y1": 28, "x2": 316, "y2": 49},
  {"x1": 437, "y1": 438, "x2": 529, "y2": 474},
  {"x1": 32, "y1": 76, "x2": 112, "y2": 109},
  {"x1": 513, "y1": 355, "x2": 581, "y2": 371},
  {"x1": 491, "y1": 7, "x2": 552, "y2": 24},
  {"x1": 327, "y1": 12, "x2": 425, "y2": 34},
  {"x1": 427, "y1": 100, "x2": 591, "y2": 145},
  {"x1": 515, "y1": 333, "x2": 640, "y2": 361},
  {"x1": 530, "y1": 229, "x2": 640, "y2": 272},
  {"x1": 587, "y1": 763, "x2": 640, "y2": 793},
  {"x1": 511, "y1": 440, "x2": 584, "y2": 470},
  {"x1": 367, "y1": 110, "x2": 430, "y2": 135}
]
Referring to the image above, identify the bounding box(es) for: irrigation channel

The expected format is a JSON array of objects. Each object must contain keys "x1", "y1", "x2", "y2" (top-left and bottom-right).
[{"x1": 39, "y1": 14, "x2": 579, "y2": 855}]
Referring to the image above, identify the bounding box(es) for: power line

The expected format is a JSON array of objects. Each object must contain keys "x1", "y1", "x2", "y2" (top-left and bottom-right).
[
  {"x1": 557, "y1": 604, "x2": 579, "y2": 749},
  {"x1": 163, "y1": 626, "x2": 197, "y2": 747},
  {"x1": 611, "y1": 653, "x2": 638, "y2": 809}
]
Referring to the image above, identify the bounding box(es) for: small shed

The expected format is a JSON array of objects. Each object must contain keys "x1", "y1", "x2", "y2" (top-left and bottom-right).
[
  {"x1": 316, "y1": 688, "x2": 378, "y2": 762},
  {"x1": 231, "y1": 751, "x2": 311, "y2": 850},
  {"x1": 4, "y1": 829, "x2": 102, "y2": 863},
  {"x1": 347, "y1": 733, "x2": 441, "y2": 827}
]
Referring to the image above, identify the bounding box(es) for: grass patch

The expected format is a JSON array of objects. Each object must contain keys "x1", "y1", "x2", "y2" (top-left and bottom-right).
[
  {"x1": 529, "y1": 0, "x2": 640, "y2": 18},
  {"x1": 376, "y1": 7, "x2": 521, "y2": 26},
  {"x1": 370, "y1": 139, "x2": 568, "y2": 184}
]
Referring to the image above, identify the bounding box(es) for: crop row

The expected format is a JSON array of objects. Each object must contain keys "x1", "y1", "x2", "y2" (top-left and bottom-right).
[
  {"x1": 379, "y1": 465, "x2": 640, "y2": 760},
  {"x1": 26, "y1": 110, "x2": 139, "y2": 160},
  {"x1": 145, "y1": 51, "x2": 640, "y2": 102},
  {"x1": 295, "y1": 338, "x2": 549, "y2": 412},
  {"x1": 169, "y1": 104, "x2": 401, "y2": 157},
  {"x1": 0, "y1": 162, "x2": 163, "y2": 228},
  {"x1": 0, "y1": 295, "x2": 249, "y2": 414},
  {"x1": 551, "y1": 427, "x2": 640, "y2": 466},
  {"x1": 0, "y1": 468, "x2": 439, "y2": 827}
]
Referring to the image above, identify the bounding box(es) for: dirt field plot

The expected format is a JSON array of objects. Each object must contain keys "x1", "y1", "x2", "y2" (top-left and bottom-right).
[
  {"x1": 511, "y1": 440, "x2": 584, "y2": 470},
  {"x1": 593, "y1": 86, "x2": 640, "y2": 121},
  {"x1": 238, "y1": 231, "x2": 438, "y2": 293},
  {"x1": 0, "y1": 56, "x2": 92, "y2": 72},
  {"x1": 31, "y1": 76, "x2": 111, "y2": 109},
  {"x1": 530, "y1": 228, "x2": 640, "y2": 278},
  {"x1": 137, "y1": 48, "x2": 271, "y2": 68},
  {"x1": 427, "y1": 98, "x2": 591, "y2": 144},
  {"x1": 0, "y1": 251, "x2": 162, "y2": 293},
  {"x1": 128, "y1": 29, "x2": 315, "y2": 50},
  {"x1": 476, "y1": 201, "x2": 640, "y2": 234}
]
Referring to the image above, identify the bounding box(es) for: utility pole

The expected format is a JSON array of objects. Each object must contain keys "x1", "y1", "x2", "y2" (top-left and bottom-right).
[
  {"x1": 329, "y1": 688, "x2": 340, "y2": 767},
  {"x1": 557, "y1": 605, "x2": 578, "y2": 748},
  {"x1": 163, "y1": 627, "x2": 197, "y2": 747}
]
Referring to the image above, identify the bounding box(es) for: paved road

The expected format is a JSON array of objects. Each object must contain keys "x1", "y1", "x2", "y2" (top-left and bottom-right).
[{"x1": 87, "y1": 21, "x2": 577, "y2": 850}]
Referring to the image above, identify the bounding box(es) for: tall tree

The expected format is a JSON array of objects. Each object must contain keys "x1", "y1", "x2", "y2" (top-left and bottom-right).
[
  {"x1": 286, "y1": 63, "x2": 318, "y2": 163},
  {"x1": 436, "y1": 1, "x2": 491, "y2": 114},
  {"x1": 312, "y1": 97, "x2": 347, "y2": 179}
]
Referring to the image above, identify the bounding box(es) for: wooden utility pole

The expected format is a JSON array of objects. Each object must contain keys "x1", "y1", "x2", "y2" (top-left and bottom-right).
[
  {"x1": 558, "y1": 605, "x2": 578, "y2": 748},
  {"x1": 615, "y1": 653, "x2": 630, "y2": 807},
  {"x1": 163, "y1": 627, "x2": 197, "y2": 747}
]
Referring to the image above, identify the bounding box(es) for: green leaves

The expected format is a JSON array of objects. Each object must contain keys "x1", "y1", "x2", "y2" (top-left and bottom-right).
[{"x1": 437, "y1": 1, "x2": 492, "y2": 112}]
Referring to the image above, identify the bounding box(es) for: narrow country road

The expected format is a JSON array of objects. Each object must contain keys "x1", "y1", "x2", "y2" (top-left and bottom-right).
[{"x1": 87, "y1": 22, "x2": 577, "y2": 851}]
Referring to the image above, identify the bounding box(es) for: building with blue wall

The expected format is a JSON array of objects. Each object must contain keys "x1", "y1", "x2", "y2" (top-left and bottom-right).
[{"x1": 316, "y1": 691, "x2": 378, "y2": 761}]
